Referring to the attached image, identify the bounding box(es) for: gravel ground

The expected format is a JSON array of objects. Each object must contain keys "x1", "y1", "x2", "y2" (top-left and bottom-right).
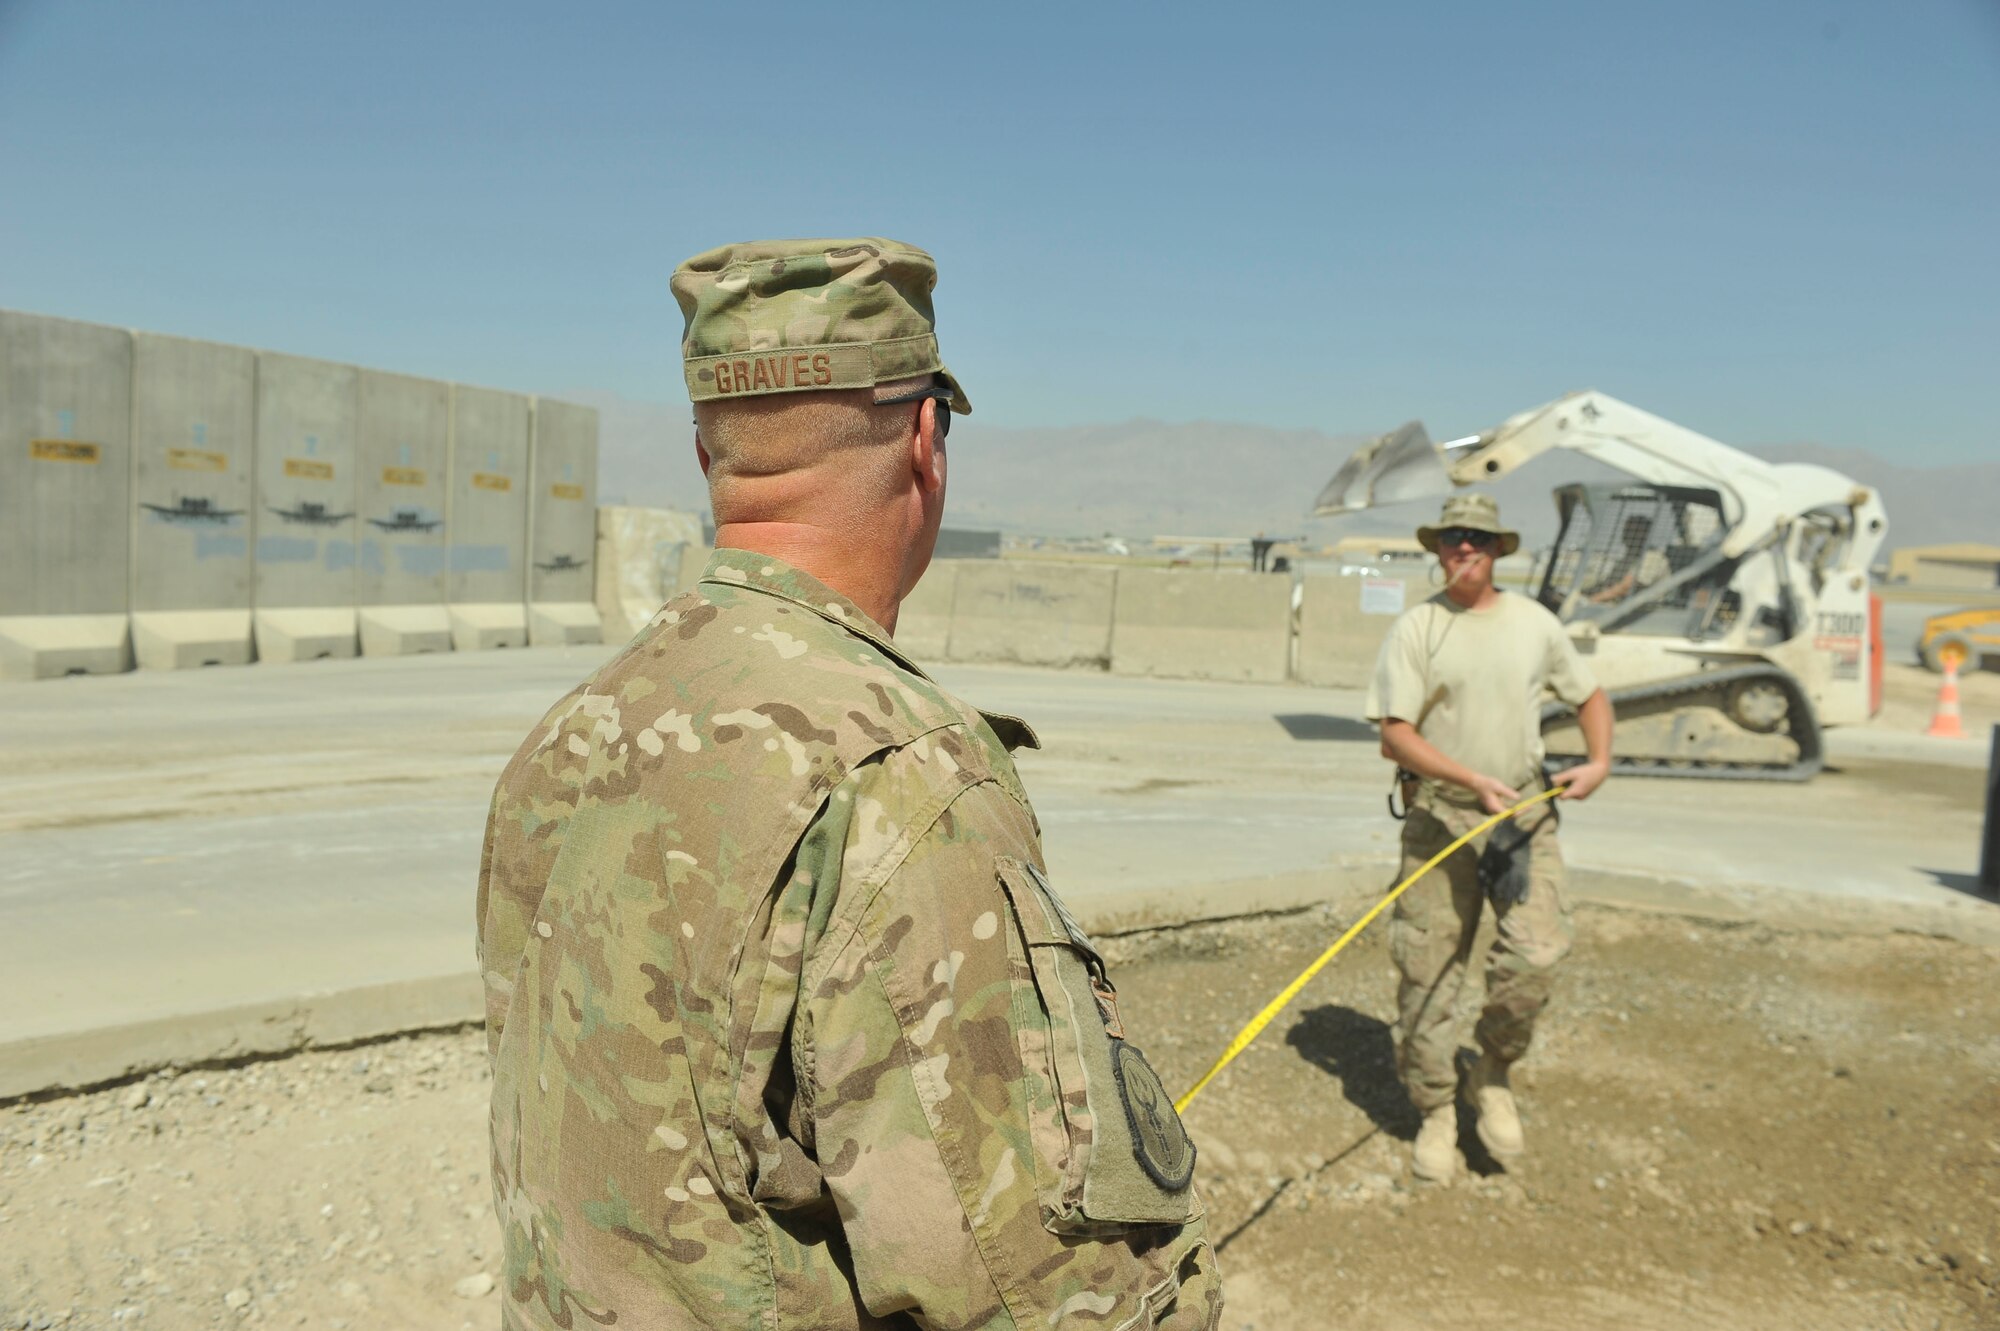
[
  {"x1": 0, "y1": 1038, "x2": 498, "y2": 1329},
  {"x1": 3, "y1": 897, "x2": 1997, "y2": 1330}
]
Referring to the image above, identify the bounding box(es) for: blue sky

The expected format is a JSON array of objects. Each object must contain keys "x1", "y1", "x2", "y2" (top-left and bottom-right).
[{"x1": 2, "y1": 0, "x2": 1994, "y2": 460}]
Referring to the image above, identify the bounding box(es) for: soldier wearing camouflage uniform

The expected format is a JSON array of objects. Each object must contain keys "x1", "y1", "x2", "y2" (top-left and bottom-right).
[
  {"x1": 1365, "y1": 494, "x2": 1614, "y2": 1184},
  {"x1": 477, "y1": 238, "x2": 1219, "y2": 1328}
]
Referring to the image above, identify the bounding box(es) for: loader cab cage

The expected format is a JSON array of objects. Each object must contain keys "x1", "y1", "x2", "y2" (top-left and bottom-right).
[
  {"x1": 1536, "y1": 484, "x2": 1740, "y2": 638},
  {"x1": 1791, "y1": 508, "x2": 1855, "y2": 598}
]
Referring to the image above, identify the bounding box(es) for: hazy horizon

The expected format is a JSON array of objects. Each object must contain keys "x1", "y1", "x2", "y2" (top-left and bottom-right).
[{"x1": 567, "y1": 385, "x2": 1998, "y2": 553}]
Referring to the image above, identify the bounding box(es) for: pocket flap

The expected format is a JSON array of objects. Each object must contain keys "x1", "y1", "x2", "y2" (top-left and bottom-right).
[
  {"x1": 994, "y1": 857, "x2": 1197, "y2": 1231},
  {"x1": 995, "y1": 857, "x2": 1069, "y2": 948}
]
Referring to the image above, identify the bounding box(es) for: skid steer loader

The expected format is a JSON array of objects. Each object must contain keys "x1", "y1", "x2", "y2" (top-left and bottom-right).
[{"x1": 1314, "y1": 392, "x2": 1888, "y2": 780}]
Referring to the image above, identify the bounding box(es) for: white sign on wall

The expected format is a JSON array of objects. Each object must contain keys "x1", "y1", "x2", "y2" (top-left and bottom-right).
[{"x1": 1360, "y1": 576, "x2": 1407, "y2": 616}]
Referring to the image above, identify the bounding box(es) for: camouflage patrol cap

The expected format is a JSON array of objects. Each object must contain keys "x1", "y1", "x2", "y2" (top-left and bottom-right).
[
  {"x1": 1417, "y1": 492, "x2": 1521, "y2": 557},
  {"x1": 672, "y1": 237, "x2": 971, "y2": 415}
]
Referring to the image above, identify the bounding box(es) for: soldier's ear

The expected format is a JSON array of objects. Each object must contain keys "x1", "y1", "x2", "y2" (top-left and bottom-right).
[
  {"x1": 911, "y1": 404, "x2": 943, "y2": 495},
  {"x1": 695, "y1": 433, "x2": 713, "y2": 478}
]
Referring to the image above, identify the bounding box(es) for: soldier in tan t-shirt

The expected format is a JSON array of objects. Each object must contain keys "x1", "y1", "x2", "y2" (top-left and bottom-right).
[{"x1": 1365, "y1": 493, "x2": 1613, "y2": 1184}]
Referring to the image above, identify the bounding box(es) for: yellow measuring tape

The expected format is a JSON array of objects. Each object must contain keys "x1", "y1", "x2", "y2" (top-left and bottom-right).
[{"x1": 1174, "y1": 785, "x2": 1563, "y2": 1115}]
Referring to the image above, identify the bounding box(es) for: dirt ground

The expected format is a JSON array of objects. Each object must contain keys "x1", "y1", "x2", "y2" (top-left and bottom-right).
[
  {"x1": 3, "y1": 899, "x2": 1997, "y2": 1331},
  {"x1": 1127, "y1": 906, "x2": 2000, "y2": 1331}
]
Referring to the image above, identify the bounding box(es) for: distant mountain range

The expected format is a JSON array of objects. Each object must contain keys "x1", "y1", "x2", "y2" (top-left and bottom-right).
[{"x1": 567, "y1": 388, "x2": 1995, "y2": 555}]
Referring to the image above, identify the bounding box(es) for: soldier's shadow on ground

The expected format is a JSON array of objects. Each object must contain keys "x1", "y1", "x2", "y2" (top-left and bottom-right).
[
  {"x1": 1286, "y1": 1005, "x2": 1420, "y2": 1141},
  {"x1": 1286, "y1": 1010, "x2": 1510, "y2": 1176},
  {"x1": 1273, "y1": 713, "x2": 1377, "y2": 743}
]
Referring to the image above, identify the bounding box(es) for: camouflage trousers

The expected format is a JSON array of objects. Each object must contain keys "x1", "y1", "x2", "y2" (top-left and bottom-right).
[{"x1": 1387, "y1": 788, "x2": 1572, "y2": 1112}]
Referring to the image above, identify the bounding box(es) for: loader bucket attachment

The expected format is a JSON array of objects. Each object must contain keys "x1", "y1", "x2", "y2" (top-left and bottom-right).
[{"x1": 1311, "y1": 420, "x2": 1454, "y2": 516}]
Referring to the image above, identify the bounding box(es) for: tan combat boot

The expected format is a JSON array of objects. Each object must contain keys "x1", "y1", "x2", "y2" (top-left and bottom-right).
[
  {"x1": 1466, "y1": 1055, "x2": 1524, "y2": 1163},
  {"x1": 1410, "y1": 1103, "x2": 1460, "y2": 1183}
]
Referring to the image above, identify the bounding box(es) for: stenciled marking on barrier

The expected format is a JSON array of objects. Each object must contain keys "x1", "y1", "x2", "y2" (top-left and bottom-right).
[
  {"x1": 256, "y1": 536, "x2": 318, "y2": 564},
  {"x1": 1008, "y1": 581, "x2": 1072, "y2": 608},
  {"x1": 142, "y1": 497, "x2": 243, "y2": 525},
  {"x1": 30, "y1": 439, "x2": 101, "y2": 464},
  {"x1": 471, "y1": 472, "x2": 512, "y2": 492},
  {"x1": 267, "y1": 501, "x2": 351, "y2": 526},
  {"x1": 396, "y1": 546, "x2": 448, "y2": 577},
  {"x1": 284, "y1": 458, "x2": 335, "y2": 481},
  {"x1": 366, "y1": 509, "x2": 441, "y2": 533},
  {"x1": 550, "y1": 483, "x2": 584, "y2": 501},
  {"x1": 450, "y1": 544, "x2": 511, "y2": 573},
  {"x1": 167, "y1": 448, "x2": 227, "y2": 472},
  {"x1": 382, "y1": 467, "x2": 427, "y2": 486}
]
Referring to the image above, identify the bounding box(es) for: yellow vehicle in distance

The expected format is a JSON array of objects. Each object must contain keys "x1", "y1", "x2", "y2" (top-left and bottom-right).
[{"x1": 1919, "y1": 606, "x2": 2000, "y2": 672}]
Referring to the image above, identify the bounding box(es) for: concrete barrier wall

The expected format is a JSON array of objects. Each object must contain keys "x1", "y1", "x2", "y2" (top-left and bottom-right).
[
  {"x1": 252, "y1": 353, "x2": 360, "y2": 662},
  {"x1": 1295, "y1": 570, "x2": 1424, "y2": 688},
  {"x1": 947, "y1": 563, "x2": 1116, "y2": 668},
  {"x1": 593, "y1": 505, "x2": 705, "y2": 645},
  {"x1": 1110, "y1": 568, "x2": 1292, "y2": 682},
  {"x1": 0, "y1": 312, "x2": 134, "y2": 679},
  {"x1": 893, "y1": 561, "x2": 959, "y2": 663},
  {"x1": 129, "y1": 334, "x2": 256, "y2": 669},
  {"x1": 445, "y1": 385, "x2": 531, "y2": 649},
  {"x1": 1, "y1": 310, "x2": 602, "y2": 677},
  {"x1": 578, "y1": 547, "x2": 1006, "y2": 675},
  {"x1": 3, "y1": 303, "x2": 1421, "y2": 692},
  {"x1": 896, "y1": 564, "x2": 1417, "y2": 686},
  {"x1": 526, "y1": 398, "x2": 601, "y2": 645},
  {"x1": 355, "y1": 370, "x2": 451, "y2": 656}
]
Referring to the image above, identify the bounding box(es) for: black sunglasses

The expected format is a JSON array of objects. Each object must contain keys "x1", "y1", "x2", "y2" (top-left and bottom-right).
[
  {"x1": 875, "y1": 383, "x2": 954, "y2": 439},
  {"x1": 1438, "y1": 527, "x2": 1497, "y2": 549}
]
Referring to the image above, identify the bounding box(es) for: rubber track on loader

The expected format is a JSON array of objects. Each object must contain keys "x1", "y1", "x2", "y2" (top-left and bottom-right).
[{"x1": 1540, "y1": 661, "x2": 1825, "y2": 782}]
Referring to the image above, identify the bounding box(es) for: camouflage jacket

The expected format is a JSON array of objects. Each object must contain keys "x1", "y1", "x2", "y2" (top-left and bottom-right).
[{"x1": 477, "y1": 549, "x2": 1219, "y2": 1330}]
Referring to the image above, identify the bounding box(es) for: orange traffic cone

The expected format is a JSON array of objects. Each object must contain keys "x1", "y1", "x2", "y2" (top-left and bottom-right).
[{"x1": 1927, "y1": 658, "x2": 1967, "y2": 739}]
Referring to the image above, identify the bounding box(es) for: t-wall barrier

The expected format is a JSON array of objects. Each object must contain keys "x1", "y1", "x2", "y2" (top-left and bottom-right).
[
  {"x1": 0, "y1": 312, "x2": 133, "y2": 679},
  {"x1": 129, "y1": 332, "x2": 256, "y2": 669}
]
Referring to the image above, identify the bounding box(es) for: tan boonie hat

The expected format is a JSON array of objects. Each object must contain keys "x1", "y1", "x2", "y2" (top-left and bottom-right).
[
  {"x1": 1417, "y1": 492, "x2": 1521, "y2": 557},
  {"x1": 671, "y1": 237, "x2": 971, "y2": 415}
]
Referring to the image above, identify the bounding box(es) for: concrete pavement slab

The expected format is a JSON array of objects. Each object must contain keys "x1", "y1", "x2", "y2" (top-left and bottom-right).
[{"x1": 3, "y1": 646, "x2": 1993, "y2": 1097}]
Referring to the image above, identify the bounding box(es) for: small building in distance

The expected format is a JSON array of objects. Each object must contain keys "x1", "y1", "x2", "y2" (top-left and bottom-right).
[
  {"x1": 1331, "y1": 535, "x2": 1428, "y2": 568},
  {"x1": 1888, "y1": 542, "x2": 2000, "y2": 589}
]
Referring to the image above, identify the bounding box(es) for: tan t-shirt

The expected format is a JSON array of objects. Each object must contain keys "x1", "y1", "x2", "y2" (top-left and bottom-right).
[{"x1": 1365, "y1": 590, "x2": 1599, "y2": 803}]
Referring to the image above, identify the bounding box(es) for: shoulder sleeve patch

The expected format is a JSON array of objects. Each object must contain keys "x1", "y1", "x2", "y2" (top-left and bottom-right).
[{"x1": 1111, "y1": 1041, "x2": 1196, "y2": 1191}]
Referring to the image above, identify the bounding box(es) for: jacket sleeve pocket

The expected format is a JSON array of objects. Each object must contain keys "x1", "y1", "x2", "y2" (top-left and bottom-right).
[{"x1": 995, "y1": 856, "x2": 1198, "y2": 1235}]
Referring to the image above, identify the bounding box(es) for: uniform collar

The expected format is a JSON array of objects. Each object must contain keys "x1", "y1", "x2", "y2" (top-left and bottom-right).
[
  {"x1": 695, "y1": 548, "x2": 1041, "y2": 753},
  {"x1": 698, "y1": 548, "x2": 933, "y2": 680}
]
